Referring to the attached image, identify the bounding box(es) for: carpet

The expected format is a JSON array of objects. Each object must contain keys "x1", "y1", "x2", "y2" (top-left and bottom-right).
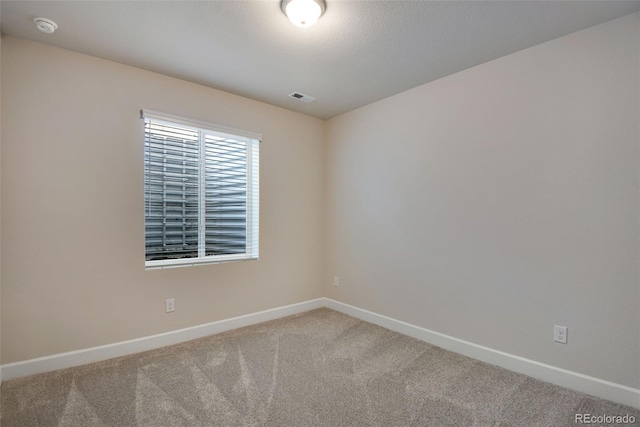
[{"x1": 1, "y1": 308, "x2": 638, "y2": 426}]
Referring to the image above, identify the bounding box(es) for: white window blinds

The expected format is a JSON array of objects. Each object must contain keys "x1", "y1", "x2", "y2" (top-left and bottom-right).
[{"x1": 142, "y1": 110, "x2": 260, "y2": 269}]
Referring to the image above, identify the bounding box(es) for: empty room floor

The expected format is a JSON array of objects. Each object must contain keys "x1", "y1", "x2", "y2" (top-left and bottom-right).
[{"x1": 1, "y1": 308, "x2": 638, "y2": 426}]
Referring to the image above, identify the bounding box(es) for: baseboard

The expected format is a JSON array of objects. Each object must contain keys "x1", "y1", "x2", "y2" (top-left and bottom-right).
[
  {"x1": 323, "y1": 298, "x2": 640, "y2": 409},
  {"x1": 0, "y1": 298, "x2": 326, "y2": 382},
  {"x1": 2, "y1": 297, "x2": 638, "y2": 409}
]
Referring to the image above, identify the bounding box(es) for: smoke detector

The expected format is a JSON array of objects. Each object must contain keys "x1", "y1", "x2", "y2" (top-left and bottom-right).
[{"x1": 33, "y1": 17, "x2": 58, "y2": 34}]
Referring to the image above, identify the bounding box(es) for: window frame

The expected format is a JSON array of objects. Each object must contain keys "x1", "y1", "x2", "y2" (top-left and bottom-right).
[{"x1": 141, "y1": 110, "x2": 261, "y2": 270}]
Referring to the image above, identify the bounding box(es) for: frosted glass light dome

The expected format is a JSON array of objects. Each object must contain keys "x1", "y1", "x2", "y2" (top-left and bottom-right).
[{"x1": 282, "y1": 0, "x2": 326, "y2": 28}]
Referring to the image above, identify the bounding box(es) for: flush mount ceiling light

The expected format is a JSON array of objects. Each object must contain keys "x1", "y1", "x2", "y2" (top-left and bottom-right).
[
  {"x1": 33, "y1": 17, "x2": 58, "y2": 34},
  {"x1": 281, "y1": 0, "x2": 326, "y2": 28}
]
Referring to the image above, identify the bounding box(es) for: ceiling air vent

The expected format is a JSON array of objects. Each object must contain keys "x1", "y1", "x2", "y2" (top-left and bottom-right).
[{"x1": 288, "y1": 92, "x2": 316, "y2": 103}]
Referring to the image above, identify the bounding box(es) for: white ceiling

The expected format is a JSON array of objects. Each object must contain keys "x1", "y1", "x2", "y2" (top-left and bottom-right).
[{"x1": 1, "y1": 1, "x2": 638, "y2": 119}]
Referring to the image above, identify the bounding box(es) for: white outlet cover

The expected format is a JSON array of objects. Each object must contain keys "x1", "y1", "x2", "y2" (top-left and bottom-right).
[{"x1": 553, "y1": 325, "x2": 567, "y2": 344}]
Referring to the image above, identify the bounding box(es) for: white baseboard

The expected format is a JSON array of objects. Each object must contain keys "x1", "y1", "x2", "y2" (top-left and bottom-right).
[
  {"x1": 1, "y1": 296, "x2": 638, "y2": 409},
  {"x1": 0, "y1": 298, "x2": 325, "y2": 382},
  {"x1": 323, "y1": 298, "x2": 640, "y2": 409}
]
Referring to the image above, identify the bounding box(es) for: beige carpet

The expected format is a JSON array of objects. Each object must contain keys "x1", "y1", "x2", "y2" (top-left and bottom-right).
[{"x1": 1, "y1": 308, "x2": 638, "y2": 426}]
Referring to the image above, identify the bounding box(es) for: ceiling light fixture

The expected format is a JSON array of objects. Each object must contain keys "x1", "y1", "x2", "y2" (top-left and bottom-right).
[
  {"x1": 281, "y1": 0, "x2": 326, "y2": 28},
  {"x1": 33, "y1": 17, "x2": 58, "y2": 34}
]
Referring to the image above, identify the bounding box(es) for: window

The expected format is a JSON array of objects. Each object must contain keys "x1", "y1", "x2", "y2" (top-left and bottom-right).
[{"x1": 142, "y1": 110, "x2": 260, "y2": 269}]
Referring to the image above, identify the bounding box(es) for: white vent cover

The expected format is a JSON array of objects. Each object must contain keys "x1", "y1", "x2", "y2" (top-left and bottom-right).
[{"x1": 288, "y1": 92, "x2": 316, "y2": 103}]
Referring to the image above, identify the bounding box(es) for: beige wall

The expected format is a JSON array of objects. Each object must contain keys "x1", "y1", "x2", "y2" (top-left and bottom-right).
[
  {"x1": 0, "y1": 33, "x2": 3, "y2": 371},
  {"x1": 1, "y1": 37, "x2": 325, "y2": 364},
  {"x1": 325, "y1": 14, "x2": 640, "y2": 388}
]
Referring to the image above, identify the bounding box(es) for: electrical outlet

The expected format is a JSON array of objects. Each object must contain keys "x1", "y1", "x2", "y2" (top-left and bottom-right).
[
  {"x1": 554, "y1": 325, "x2": 567, "y2": 344},
  {"x1": 165, "y1": 298, "x2": 175, "y2": 313},
  {"x1": 333, "y1": 276, "x2": 339, "y2": 287}
]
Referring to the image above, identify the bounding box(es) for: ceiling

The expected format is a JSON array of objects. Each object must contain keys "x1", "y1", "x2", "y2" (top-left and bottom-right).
[{"x1": 1, "y1": 1, "x2": 638, "y2": 120}]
